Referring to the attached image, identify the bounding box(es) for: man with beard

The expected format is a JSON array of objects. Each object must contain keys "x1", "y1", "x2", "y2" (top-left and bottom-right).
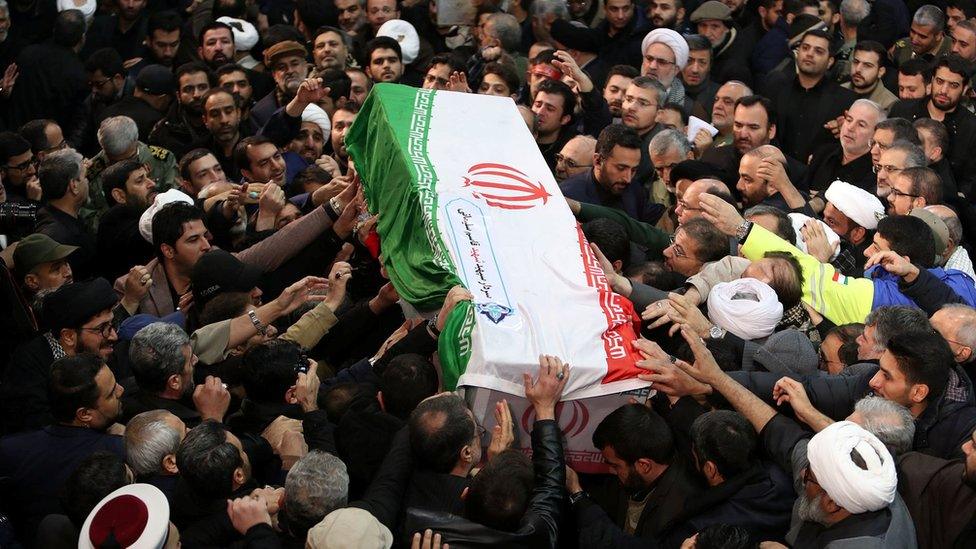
[
  {"x1": 889, "y1": 55, "x2": 976, "y2": 200},
  {"x1": 82, "y1": 0, "x2": 149, "y2": 61},
  {"x1": 329, "y1": 102, "x2": 358, "y2": 175},
  {"x1": 312, "y1": 26, "x2": 351, "y2": 72},
  {"x1": 874, "y1": 139, "x2": 926, "y2": 201},
  {"x1": 336, "y1": 0, "x2": 368, "y2": 36},
  {"x1": 34, "y1": 148, "x2": 97, "y2": 280},
  {"x1": 620, "y1": 76, "x2": 667, "y2": 184},
  {"x1": 892, "y1": 5, "x2": 951, "y2": 67},
  {"x1": 682, "y1": 35, "x2": 719, "y2": 120},
  {"x1": 198, "y1": 23, "x2": 272, "y2": 105},
  {"x1": 216, "y1": 64, "x2": 256, "y2": 133},
  {"x1": 640, "y1": 29, "x2": 690, "y2": 114},
  {"x1": 289, "y1": 104, "x2": 329, "y2": 165},
  {"x1": 702, "y1": 95, "x2": 806, "y2": 189},
  {"x1": 364, "y1": 36, "x2": 404, "y2": 84},
  {"x1": 603, "y1": 64, "x2": 638, "y2": 122},
  {"x1": 200, "y1": 89, "x2": 245, "y2": 179},
  {"x1": 250, "y1": 41, "x2": 309, "y2": 129},
  {"x1": 96, "y1": 161, "x2": 158, "y2": 280},
  {"x1": 841, "y1": 41, "x2": 898, "y2": 112},
  {"x1": 670, "y1": 331, "x2": 912, "y2": 549},
  {"x1": 709, "y1": 80, "x2": 751, "y2": 147},
  {"x1": 569, "y1": 404, "x2": 704, "y2": 543},
  {"x1": 900, "y1": 426, "x2": 976, "y2": 549},
  {"x1": 562, "y1": 123, "x2": 662, "y2": 224},
  {"x1": 0, "y1": 354, "x2": 126, "y2": 542},
  {"x1": 897, "y1": 58, "x2": 932, "y2": 100},
  {"x1": 804, "y1": 98, "x2": 883, "y2": 195},
  {"x1": 73, "y1": 49, "x2": 132, "y2": 156},
  {"x1": 647, "y1": 0, "x2": 684, "y2": 30},
  {"x1": 122, "y1": 322, "x2": 226, "y2": 428},
  {"x1": 149, "y1": 62, "x2": 214, "y2": 159},
  {"x1": 0, "y1": 278, "x2": 121, "y2": 433},
  {"x1": 570, "y1": 0, "x2": 605, "y2": 28},
  {"x1": 690, "y1": 1, "x2": 754, "y2": 86},
  {"x1": 126, "y1": 10, "x2": 184, "y2": 78},
  {"x1": 533, "y1": 78, "x2": 580, "y2": 173},
  {"x1": 764, "y1": 29, "x2": 856, "y2": 163},
  {"x1": 736, "y1": 145, "x2": 792, "y2": 210}
]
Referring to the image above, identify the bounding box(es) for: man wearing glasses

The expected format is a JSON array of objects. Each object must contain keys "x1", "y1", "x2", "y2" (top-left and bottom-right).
[
  {"x1": 0, "y1": 277, "x2": 121, "y2": 433},
  {"x1": 886, "y1": 166, "x2": 942, "y2": 216},
  {"x1": 555, "y1": 135, "x2": 596, "y2": 181},
  {"x1": 873, "y1": 139, "x2": 926, "y2": 199},
  {"x1": 0, "y1": 131, "x2": 41, "y2": 204}
]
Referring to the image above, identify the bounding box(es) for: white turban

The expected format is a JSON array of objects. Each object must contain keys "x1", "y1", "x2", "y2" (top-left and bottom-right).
[
  {"x1": 789, "y1": 213, "x2": 841, "y2": 260},
  {"x1": 707, "y1": 278, "x2": 783, "y2": 340},
  {"x1": 824, "y1": 180, "x2": 885, "y2": 230},
  {"x1": 302, "y1": 104, "x2": 331, "y2": 137},
  {"x1": 807, "y1": 421, "x2": 897, "y2": 514},
  {"x1": 377, "y1": 19, "x2": 420, "y2": 65},
  {"x1": 139, "y1": 189, "x2": 195, "y2": 244},
  {"x1": 58, "y1": 0, "x2": 96, "y2": 19},
  {"x1": 641, "y1": 28, "x2": 689, "y2": 70},
  {"x1": 217, "y1": 17, "x2": 259, "y2": 52}
]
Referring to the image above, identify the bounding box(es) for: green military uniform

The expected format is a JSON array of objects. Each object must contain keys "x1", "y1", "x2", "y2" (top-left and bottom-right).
[
  {"x1": 892, "y1": 35, "x2": 951, "y2": 67},
  {"x1": 81, "y1": 142, "x2": 178, "y2": 232}
]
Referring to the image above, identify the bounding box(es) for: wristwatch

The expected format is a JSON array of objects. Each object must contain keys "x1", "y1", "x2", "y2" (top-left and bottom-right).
[
  {"x1": 427, "y1": 314, "x2": 441, "y2": 337},
  {"x1": 708, "y1": 325, "x2": 726, "y2": 340},
  {"x1": 248, "y1": 309, "x2": 269, "y2": 336},
  {"x1": 568, "y1": 490, "x2": 589, "y2": 506},
  {"x1": 735, "y1": 220, "x2": 753, "y2": 243}
]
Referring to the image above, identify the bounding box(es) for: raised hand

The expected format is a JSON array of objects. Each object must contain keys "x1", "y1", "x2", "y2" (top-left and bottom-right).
[{"x1": 524, "y1": 355, "x2": 569, "y2": 420}]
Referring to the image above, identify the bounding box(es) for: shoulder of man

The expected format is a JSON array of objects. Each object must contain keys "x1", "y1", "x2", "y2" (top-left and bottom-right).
[
  {"x1": 87, "y1": 153, "x2": 108, "y2": 179},
  {"x1": 144, "y1": 144, "x2": 175, "y2": 164}
]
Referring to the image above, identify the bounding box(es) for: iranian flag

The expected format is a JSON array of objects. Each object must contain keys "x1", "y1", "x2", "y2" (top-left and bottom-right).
[{"x1": 346, "y1": 83, "x2": 647, "y2": 400}]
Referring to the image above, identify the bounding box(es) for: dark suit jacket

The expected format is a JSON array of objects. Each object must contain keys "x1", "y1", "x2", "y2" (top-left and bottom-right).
[{"x1": 561, "y1": 169, "x2": 664, "y2": 225}]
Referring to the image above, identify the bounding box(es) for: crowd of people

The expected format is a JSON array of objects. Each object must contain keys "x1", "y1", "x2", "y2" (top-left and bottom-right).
[{"x1": 1, "y1": 0, "x2": 976, "y2": 546}]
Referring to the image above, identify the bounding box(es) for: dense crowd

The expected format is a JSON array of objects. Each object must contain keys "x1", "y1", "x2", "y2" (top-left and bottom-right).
[{"x1": 1, "y1": 0, "x2": 976, "y2": 546}]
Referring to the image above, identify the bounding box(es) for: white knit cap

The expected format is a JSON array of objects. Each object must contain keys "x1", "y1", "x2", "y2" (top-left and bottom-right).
[
  {"x1": 641, "y1": 28, "x2": 690, "y2": 70},
  {"x1": 377, "y1": 19, "x2": 420, "y2": 65},
  {"x1": 139, "y1": 189, "x2": 195, "y2": 244},
  {"x1": 302, "y1": 104, "x2": 331, "y2": 137},
  {"x1": 707, "y1": 278, "x2": 783, "y2": 340},
  {"x1": 823, "y1": 180, "x2": 885, "y2": 230},
  {"x1": 216, "y1": 17, "x2": 259, "y2": 52},
  {"x1": 807, "y1": 421, "x2": 897, "y2": 514}
]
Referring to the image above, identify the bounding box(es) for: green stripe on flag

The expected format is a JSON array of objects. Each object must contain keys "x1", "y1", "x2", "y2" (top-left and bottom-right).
[
  {"x1": 346, "y1": 83, "x2": 463, "y2": 311},
  {"x1": 438, "y1": 299, "x2": 475, "y2": 390}
]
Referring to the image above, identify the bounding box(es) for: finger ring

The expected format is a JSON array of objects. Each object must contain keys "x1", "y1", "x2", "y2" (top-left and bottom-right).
[
  {"x1": 668, "y1": 354, "x2": 676, "y2": 363},
  {"x1": 555, "y1": 370, "x2": 565, "y2": 381}
]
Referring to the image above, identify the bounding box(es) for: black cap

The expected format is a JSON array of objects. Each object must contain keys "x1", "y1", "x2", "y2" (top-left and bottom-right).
[
  {"x1": 136, "y1": 64, "x2": 176, "y2": 95},
  {"x1": 191, "y1": 249, "x2": 262, "y2": 307},
  {"x1": 671, "y1": 159, "x2": 723, "y2": 184},
  {"x1": 550, "y1": 19, "x2": 601, "y2": 53},
  {"x1": 42, "y1": 278, "x2": 118, "y2": 333}
]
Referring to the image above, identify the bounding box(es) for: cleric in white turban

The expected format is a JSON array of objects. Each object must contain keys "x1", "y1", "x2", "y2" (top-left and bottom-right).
[
  {"x1": 639, "y1": 28, "x2": 691, "y2": 107},
  {"x1": 707, "y1": 278, "x2": 783, "y2": 340},
  {"x1": 823, "y1": 180, "x2": 885, "y2": 231}
]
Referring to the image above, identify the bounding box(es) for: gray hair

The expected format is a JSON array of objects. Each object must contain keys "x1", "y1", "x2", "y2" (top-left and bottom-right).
[
  {"x1": 864, "y1": 306, "x2": 930, "y2": 351},
  {"x1": 851, "y1": 98, "x2": 886, "y2": 123},
  {"x1": 37, "y1": 148, "x2": 84, "y2": 200},
  {"x1": 853, "y1": 396, "x2": 916, "y2": 457},
  {"x1": 531, "y1": 0, "x2": 569, "y2": 19},
  {"x1": 129, "y1": 322, "x2": 190, "y2": 394},
  {"x1": 913, "y1": 4, "x2": 946, "y2": 32},
  {"x1": 488, "y1": 13, "x2": 522, "y2": 53},
  {"x1": 284, "y1": 451, "x2": 349, "y2": 532},
  {"x1": 125, "y1": 410, "x2": 183, "y2": 477},
  {"x1": 649, "y1": 128, "x2": 692, "y2": 158},
  {"x1": 840, "y1": 0, "x2": 870, "y2": 26},
  {"x1": 630, "y1": 75, "x2": 667, "y2": 107},
  {"x1": 97, "y1": 116, "x2": 139, "y2": 158},
  {"x1": 887, "y1": 139, "x2": 927, "y2": 168},
  {"x1": 0, "y1": 0, "x2": 8, "y2": 15},
  {"x1": 939, "y1": 304, "x2": 976, "y2": 353}
]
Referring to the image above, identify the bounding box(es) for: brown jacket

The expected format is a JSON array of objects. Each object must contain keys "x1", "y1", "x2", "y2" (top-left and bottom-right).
[{"x1": 898, "y1": 451, "x2": 976, "y2": 549}]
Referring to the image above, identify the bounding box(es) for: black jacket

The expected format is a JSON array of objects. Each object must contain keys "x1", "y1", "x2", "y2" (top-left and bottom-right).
[
  {"x1": 803, "y1": 143, "x2": 876, "y2": 194},
  {"x1": 96, "y1": 204, "x2": 155, "y2": 281},
  {"x1": 99, "y1": 95, "x2": 166, "y2": 143},
  {"x1": 6, "y1": 41, "x2": 87, "y2": 134},
  {"x1": 119, "y1": 389, "x2": 202, "y2": 427},
  {"x1": 729, "y1": 364, "x2": 976, "y2": 459},
  {"x1": 888, "y1": 97, "x2": 976, "y2": 198},
  {"x1": 34, "y1": 205, "x2": 97, "y2": 281},
  {"x1": 149, "y1": 102, "x2": 211, "y2": 160},
  {"x1": 403, "y1": 419, "x2": 565, "y2": 548},
  {"x1": 574, "y1": 460, "x2": 705, "y2": 547},
  {"x1": 763, "y1": 71, "x2": 857, "y2": 163},
  {"x1": 0, "y1": 334, "x2": 56, "y2": 433}
]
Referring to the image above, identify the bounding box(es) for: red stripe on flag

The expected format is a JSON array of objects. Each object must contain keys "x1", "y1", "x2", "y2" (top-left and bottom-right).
[{"x1": 574, "y1": 223, "x2": 643, "y2": 383}]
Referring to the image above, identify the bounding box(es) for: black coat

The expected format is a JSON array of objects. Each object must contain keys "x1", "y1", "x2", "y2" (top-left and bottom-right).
[
  {"x1": 96, "y1": 204, "x2": 155, "y2": 281},
  {"x1": 0, "y1": 425, "x2": 124, "y2": 542},
  {"x1": 763, "y1": 71, "x2": 857, "y2": 163},
  {"x1": 6, "y1": 41, "x2": 87, "y2": 135},
  {"x1": 0, "y1": 335, "x2": 56, "y2": 434},
  {"x1": 99, "y1": 95, "x2": 166, "y2": 143},
  {"x1": 34, "y1": 205, "x2": 97, "y2": 282}
]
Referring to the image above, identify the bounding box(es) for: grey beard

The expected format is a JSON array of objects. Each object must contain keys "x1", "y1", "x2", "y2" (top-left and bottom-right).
[{"x1": 796, "y1": 492, "x2": 832, "y2": 526}]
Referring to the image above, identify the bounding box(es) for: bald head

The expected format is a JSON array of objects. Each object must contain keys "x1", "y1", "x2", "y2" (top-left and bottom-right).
[
  {"x1": 926, "y1": 204, "x2": 963, "y2": 251},
  {"x1": 930, "y1": 304, "x2": 976, "y2": 363},
  {"x1": 556, "y1": 135, "x2": 597, "y2": 181},
  {"x1": 677, "y1": 178, "x2": 732, "y2": 225}
]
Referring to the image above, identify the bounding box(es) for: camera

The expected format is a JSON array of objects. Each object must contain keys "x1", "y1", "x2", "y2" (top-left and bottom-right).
[{"x1": 0, "y1": 202, "x2": 37, "y2": 233}]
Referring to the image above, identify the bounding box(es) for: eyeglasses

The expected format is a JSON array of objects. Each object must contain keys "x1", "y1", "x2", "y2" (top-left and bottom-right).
[
  {"x1": 3, "y1": 157, "x2": 37, "y2": 171},
  {"x1": 873, "y1": 164, "x2": 904, "y2": 175},
  {"x1": 42, "y1": 140, "x2": 68, "y2": 155},
  {"x1": 818, "y1": 350, "x2": 843, "y2": 370},
  {"x1": 888, "y1": 187, "x2": 920, "y2": 199},
  {"x1": 89, "y1": 76, "x2": 112, "y2": 89},
  {"x1": 555, "y1": 154, "x2": 591, "y2": 170},
  {"x1": 802, "y1": 467, "x2": 820, "y2": 487},
  {"x1": 643, "y1": 55, "x2": 676, "y2": 67},
  {"x1": 79, "y1": 322, "x2": 117, "y2": 338},
  {"x1": 668, "y1": 233, "x2": 695, "y2": 259}
]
